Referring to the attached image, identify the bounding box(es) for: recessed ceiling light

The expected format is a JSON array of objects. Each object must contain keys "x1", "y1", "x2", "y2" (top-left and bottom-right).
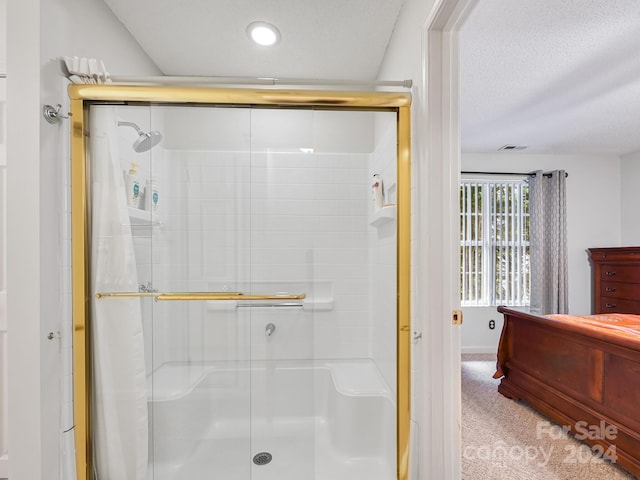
[{"x1": 247, "y1": 21, "x2": 281, "y2": 46}]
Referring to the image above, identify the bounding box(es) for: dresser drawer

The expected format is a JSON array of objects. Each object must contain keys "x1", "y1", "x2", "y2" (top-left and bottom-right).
[
  {"x1": 599, "y1": 265, "x2": 640, "y2": 283},
  {"x1": 591, "y1": 251, "x2": 640, "y2": 263},
  {"x1": 600, "y1": 281, "x2": 640, "y2": 300},
  {"x1": 590, "y1": 247, "x2": 640, "y2": 263},
  {"x1": 597, "y1": 296, "x2": 640, "y2": 314},
  {"x1": 589, "y1": 247, "x2": 640, "y2": 314}
]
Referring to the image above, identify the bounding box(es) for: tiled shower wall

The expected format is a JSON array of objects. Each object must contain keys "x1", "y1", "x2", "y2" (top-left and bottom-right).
[{"x1": 133, "y1": 149, "x2": 384, "y2": 372}]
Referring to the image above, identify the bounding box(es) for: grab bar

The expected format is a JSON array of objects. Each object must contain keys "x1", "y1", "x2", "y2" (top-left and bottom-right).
[{"x1": 95, "y1": 291, "x2": 306, "y2": 301}]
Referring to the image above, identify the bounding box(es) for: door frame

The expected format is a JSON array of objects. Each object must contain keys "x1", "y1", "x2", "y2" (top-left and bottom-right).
[{"x1": 420, "y1": 0, "x2": 478, "y2": 478}]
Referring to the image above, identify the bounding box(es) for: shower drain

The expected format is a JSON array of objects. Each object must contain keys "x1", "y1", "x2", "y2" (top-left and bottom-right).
[{"x1": 252, "y1": 452, "x2": 273, "y2": 466}]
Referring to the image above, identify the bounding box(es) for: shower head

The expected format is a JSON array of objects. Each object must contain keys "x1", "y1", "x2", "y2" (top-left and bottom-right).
[
  {"x1": 133, "y1": 130, "x2": 163, "y2": 153},
  {"x1": 117, "y1": 120, "x2": 163, "y2": 153}
]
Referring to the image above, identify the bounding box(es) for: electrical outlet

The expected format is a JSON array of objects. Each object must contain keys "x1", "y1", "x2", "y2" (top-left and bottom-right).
[{"x1": 489, "y1": 319, "x2": 496, "y2": 330}]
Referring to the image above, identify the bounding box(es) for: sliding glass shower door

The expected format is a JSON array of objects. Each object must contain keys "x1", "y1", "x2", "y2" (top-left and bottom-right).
[
  {"x1": 76, "y1": 88, "x2": 410, "y2": 480},
  {"x1": 138, "y1": 105, "x2": 319, "y2": 479}
]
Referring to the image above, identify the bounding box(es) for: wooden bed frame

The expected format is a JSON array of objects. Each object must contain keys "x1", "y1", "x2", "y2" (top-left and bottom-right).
[{"x1": 496, "y1": 306, "x2": 640, "y2": 477}]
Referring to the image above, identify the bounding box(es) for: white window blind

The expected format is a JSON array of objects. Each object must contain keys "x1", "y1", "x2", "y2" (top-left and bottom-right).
[{"x1": 460, "y1": 179, "x2": 530, "y2": 306}]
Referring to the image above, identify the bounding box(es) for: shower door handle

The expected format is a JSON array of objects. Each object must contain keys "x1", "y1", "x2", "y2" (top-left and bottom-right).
[
  {"x1": 95, "y1": 291, "x2": 244, "y2": 299},
  {"x1": 95, "y1": 291, "x2": 306, "y2": 301},
  {"x1": 155, "y1": 293, "x2": 306, "y2": 301}
]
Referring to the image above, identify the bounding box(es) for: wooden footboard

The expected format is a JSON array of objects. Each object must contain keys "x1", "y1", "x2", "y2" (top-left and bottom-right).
[{"x1": 496, "y1": 306, "x2": 640, "y2": 477}]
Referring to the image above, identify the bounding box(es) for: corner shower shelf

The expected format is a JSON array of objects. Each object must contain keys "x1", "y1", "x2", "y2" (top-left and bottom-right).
[{"x1": 369, "y1": 204, "x2": 396, "y2": 227}]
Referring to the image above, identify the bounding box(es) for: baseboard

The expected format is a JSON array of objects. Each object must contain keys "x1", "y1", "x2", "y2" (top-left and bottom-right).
[{"x1": 461, "y1": 346, "x2": 497, "y2": 355}]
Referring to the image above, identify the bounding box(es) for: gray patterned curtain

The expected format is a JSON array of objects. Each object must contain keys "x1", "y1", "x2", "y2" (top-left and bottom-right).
[{"x1": 529, "y1": 170, "x2": 568, "y2": 314}]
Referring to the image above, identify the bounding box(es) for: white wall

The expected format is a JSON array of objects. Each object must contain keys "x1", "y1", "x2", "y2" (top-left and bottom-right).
[
  {"x1": 0, "y1": 1, "x2": 7, "y2": 477},
  {"x1": 7, "y1": 2, "x2": 45, "y2": 479},
  {"x1": 8, "y1": 0, "x2": 159, "y2": 478},
  {"x1": 460, "y1": 153, "x2": 622, "y2": 352},
  {"x1": 621, "y1": 150, "x2": 640, "y2": 244},
  {"x1": 376, "y1": 0, "x2": 441, "y2": 479}
]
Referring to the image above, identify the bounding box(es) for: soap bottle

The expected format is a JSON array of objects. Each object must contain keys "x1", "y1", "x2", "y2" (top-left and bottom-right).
[
  {"x1": 124, "y1": 162, "x2": 141, "y2": 208},
  {"x1": 372, "y1": 174, "x2": 384, "y2": 211},
  {"x1": 145, "y1": 176, "x2": 160, "y2": 212}
]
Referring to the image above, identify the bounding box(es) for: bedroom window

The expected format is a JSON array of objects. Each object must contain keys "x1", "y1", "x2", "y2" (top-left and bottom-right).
[{"x1": 460, "y1": 179, "x2": 530, "y2": 306}]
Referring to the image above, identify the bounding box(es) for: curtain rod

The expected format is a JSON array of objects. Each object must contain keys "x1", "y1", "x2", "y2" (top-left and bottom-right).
[
  {"x1": 107, "y1": 75, "x2": 413, "y2": 89},
  {"x1": 461, "y1": 171, "x2": 568, "y2": 178}
]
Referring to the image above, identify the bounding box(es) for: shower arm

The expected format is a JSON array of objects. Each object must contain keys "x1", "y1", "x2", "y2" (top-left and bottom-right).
[{"x1": 117, "y1": 120, "x2": 143, "y2": 134}]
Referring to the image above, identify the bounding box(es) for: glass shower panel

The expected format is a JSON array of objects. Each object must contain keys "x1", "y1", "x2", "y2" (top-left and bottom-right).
[
  {"x1": 248, "y1": 108, "x2": 317, "y2": 479},
  {"x1": 104, "y1": 103, "x2": 398, "y2": 480},
  {"x1": 142, "y1": 106, "x2": 254, "y2": 479}
]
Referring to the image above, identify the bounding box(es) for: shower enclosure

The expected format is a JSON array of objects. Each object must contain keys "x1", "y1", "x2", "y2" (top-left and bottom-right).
[{"x1": 70, "y1": 86, "x2": 411, "y2": 480}]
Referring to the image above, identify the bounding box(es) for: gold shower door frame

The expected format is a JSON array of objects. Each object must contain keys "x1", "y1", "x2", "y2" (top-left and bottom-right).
[{"x1": 69, "y1": 85, "x2": 411, "y2": 480}]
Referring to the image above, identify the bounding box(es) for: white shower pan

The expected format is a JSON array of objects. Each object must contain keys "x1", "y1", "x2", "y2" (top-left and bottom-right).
[{"x1": 147, "y1": 359, "x2": 396, "y2": 480}]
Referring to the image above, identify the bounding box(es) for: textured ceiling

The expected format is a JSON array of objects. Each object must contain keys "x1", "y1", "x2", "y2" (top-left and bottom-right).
[
  {"x1": 102, "y1": 0, "x2": 404, "y2": 80},
  {"x1": 460, "y1": 0, "x2": 640, "y2": 155},
  {"x1": 103, "y1": 0, "x2": 640, "y2": 156}
]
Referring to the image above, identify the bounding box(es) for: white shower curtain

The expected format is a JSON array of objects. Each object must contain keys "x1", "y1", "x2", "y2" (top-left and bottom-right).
[
  {"x1": 529, "y1": 169, "x2": 568, "y2": 315},
  {"x1": 90, "y1": 106, "x2": 148, "y2": 479}
]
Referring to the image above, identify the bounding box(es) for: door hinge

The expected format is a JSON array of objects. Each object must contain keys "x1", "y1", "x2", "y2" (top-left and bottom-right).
[{"x1": 452, "y1": 309, "x2": 463, "y2": 325}]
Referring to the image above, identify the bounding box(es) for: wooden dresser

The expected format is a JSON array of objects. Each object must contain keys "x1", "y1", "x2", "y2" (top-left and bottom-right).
[{"x1": 589, "y1": 246, "x2": 640, "y2": 314}]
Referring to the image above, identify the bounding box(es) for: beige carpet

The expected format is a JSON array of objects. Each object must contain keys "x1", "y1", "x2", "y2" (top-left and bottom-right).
[{"x1": 462, "y1": 354, "x2": 637, "y2": 479}]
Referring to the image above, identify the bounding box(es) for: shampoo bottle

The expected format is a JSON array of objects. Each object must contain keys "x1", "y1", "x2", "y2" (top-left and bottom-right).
[
  {"x1": 145, "y1": 176, "x2": 160, "y2": 212},
  {"x1": 124, "y1": 162, "x2": 141, "y2": 208}
]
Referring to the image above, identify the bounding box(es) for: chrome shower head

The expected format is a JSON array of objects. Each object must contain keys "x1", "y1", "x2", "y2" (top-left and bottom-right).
[
  {"x1": 132, "y1": 130, "x2": 163, "y2": 153},
  {"x1": 118, "y1": 121, "x2": 163, "y2": 153}
]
